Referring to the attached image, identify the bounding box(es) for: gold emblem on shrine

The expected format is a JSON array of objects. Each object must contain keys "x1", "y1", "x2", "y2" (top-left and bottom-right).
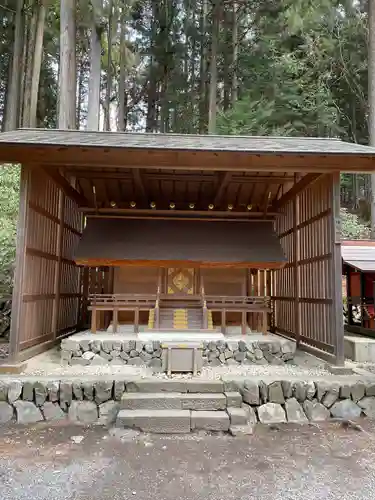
[{"x1": 167, "y1": 268, "x2": 194, "y2": 294}]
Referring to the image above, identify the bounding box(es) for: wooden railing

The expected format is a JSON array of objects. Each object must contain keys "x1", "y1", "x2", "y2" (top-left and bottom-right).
[
  {"x1": 205, "y1": 296, "x2": 270, "y2": 308},
  {"x1": 88, "y1": 293, "x2": 157, "y2": 333},
  {"x1": 205, "y1": 295, "x2": 270, "y2": 335},
  {"x1": 88, "y1": 293, "x2": 270, "y2": 334}
]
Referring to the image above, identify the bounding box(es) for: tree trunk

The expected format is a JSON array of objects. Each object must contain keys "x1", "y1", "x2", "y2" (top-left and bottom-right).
[
  {"x1": 117, "y1": 3, "x2": 126, "y2": 131},
  {"x1": 231, "y1": 1, "x2": 238, "y2": 106},
  {"x1": 223, "y1": 6, "x2": 230, "y2": 111},
  {"x1": 22, "y1": 2, "x2": 38, "y2": 127},
  {"x1": 369, "y1": 0, "x2": 375, "y2": 237},
  {"x1": 146, "y1": 0, "x2": 158, "y2": 132},
  {"x1": 18, "y1": 20, "x2": 28, "y2": 126},
  {"x1": 159, "y1": 0, "x2": 170, "y2": 133},
  {"x1": 87, "y1": 0, "x2": 102, "y2": 130},
  {"x1": 104, "y1": 0, "x2": 113, "y2": 131},
  {"x1": 4, "y1": 0, "x2": 24, "y2": 131},
  {"x1": 30, "y1": 0, "x2": 46, "y2": 127},
  {"x1": 199, "y1": 0, "x2": 208, "y2": 133},
  {"x1": 208, "y1": 0, "x2": 219, "y2": 134},
  {"x1": 76, "y1": 49, "x2": 85, "y2": 127},
  {"x1": 59, "y1": 0, "x2": 76, "y2": 129}
]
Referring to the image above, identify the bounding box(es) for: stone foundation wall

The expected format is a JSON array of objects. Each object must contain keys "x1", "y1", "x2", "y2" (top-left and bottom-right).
[
  {"x1": 0, "y1": 377, "x2": 375, "y2": 426},
  {"x1": 61, "y1": 337, "x2": 296, "y2": 368}
]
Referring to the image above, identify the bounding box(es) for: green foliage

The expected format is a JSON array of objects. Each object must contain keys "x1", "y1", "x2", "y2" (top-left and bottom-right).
[
  {"x1": 340, "y1": 208, "x2": 370, "y2": 240},
  {"x1": 0, "y1": 166, "x2": 19, "y2": 296}
]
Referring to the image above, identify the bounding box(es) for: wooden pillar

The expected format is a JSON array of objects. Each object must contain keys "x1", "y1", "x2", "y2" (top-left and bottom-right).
[
  {"x1": 293, "y1": 176, "x2": 301, "y2": 346},
  {"x1": 346, "y1": 267, "x2": 353, "y2": 326},
  {"x1": 52, "y1": 190, "x2": 65, "y2": 339},
  {"x1": 241, "y1": 311, "x2": 246, "y2": 335},
  {"x1": 360, "y1": 271, "x2": 366, "y2": 327},
  {"x1": 113, "y1": 307, "x2": 118, "y2": 333},
  {"x1": 221, "y1": 309, "x2": 226, "y2": 335},
  {"x1": 91, "y1": 307, "x2": 97, "y2": 333},
  {"x1": 262, "y1": 311, "x2": 268, "y2": 335},
  {"x1": 330, "y1": 173, "x2": 345, "y2": 365},
  {"x1": 9, "y1": 165, "x2": 30, "y2": 360},
  {"x1": 134, "y1": 308, "x2": 139, "y2": 333}
]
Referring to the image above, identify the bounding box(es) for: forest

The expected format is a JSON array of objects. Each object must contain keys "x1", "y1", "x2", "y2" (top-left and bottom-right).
[{"x1": 0, "y1": 0, "x2": 373, "y2": 299}]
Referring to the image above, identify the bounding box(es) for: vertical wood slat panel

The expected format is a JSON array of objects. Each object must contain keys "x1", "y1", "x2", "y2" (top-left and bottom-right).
[
  {"x1": 13, "y1": 167, "x2": 83, "y2": 352},
  {"x1": 273, "y1": 174, "x2": 336, "y2": 356}
]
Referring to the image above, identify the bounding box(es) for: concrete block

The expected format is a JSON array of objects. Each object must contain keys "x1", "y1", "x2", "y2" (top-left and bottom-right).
[
  {"x1": 191, "y1": 410, "x2": 229, "y2": 431},
  {"x1": 224, "y1": 392, "x2": 242, "y2": 408},
  {"x1": 227, "y1": 407, "x2": 248, "y2": 425},
  {"x1": 120, "y1": 393, "x2": 183, "y2": 410},
  {"x1": 181, "y1": 393, "x2": 226, "y2": 410},
  {"x1": 344, "y1": 335, "x2": 375, "y2": 363},
  {"x1": 116, "y1": 409, "x2": 191, "y2": 433}
]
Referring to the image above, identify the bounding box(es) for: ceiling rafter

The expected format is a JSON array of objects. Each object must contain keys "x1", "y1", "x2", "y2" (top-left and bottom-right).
[
  {"x1": 214, "y1": 172, "x2": 232, "y2": 206},
  {"x1": 132, "y1": 168, "x2": 148, "y2": 204},
  {"x1": 271, "y1": 173, "x2": 322, "y2": 210},
  {"x1": 40, "y1": 167, "x2": 88, "y2": 206}
]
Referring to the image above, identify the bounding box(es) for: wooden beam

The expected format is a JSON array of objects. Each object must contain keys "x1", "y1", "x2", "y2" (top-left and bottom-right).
[
  {"x1": 9, "y1": 165, "x2": 30, "y2": 360},
  {"x1": 293, "y1": 177, "x2": 300, "y2": 347},
  {"x1": 74, "y1": 258, "x2": 287, "y2": 269},
  {"x1": 271, "y1": 174, "x2": 321, "y2": 210},
  {"x1": 80, "y1": 208, "x2": 279, "y2": 218},
  {"x1": 330, "y1": 172, "x2": 345, "y2": 365},
  {"x1": 41, "y1": 166, "x2": 88, "y2": 206},
  {"x1": 132, "y1": 168, "x2": 148, "y2": 203},
  {"x1": 262, "y1": 184, "x2": 271, "y2": 216},
  {"x1": 65, "y1": 171, "x2": 297, "y2": 184},
  {"x1": 51, "y1": 191, "x2": 65, "y2": 339},
  {"x1": 2, "y1": 145, "x2": 375, "y2": 172}
]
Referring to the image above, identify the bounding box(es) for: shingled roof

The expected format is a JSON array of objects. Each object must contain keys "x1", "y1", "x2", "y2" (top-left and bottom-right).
[{"x1": 0, "y1": 128, "x2": 375, "y2": 155}]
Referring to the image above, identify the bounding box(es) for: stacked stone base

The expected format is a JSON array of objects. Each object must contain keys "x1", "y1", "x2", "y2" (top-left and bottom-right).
[
  {"x1": 0, "y1": 377, "x2": 375, "y2": 429},
  {"x1": 61, "y1": 335, "x2": 296, "y2": 368}
]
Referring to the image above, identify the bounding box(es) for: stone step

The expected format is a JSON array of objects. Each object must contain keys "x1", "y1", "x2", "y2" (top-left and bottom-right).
[
  {"x1": 126, "y1": 378, "x2": 224, "y2": 393},
  {"x1": 120, "y1": 392, "x2": 227, "y2": 411},
  {"x1": 191, "y1": 410, "x2": 230, "y2": 431},
  {"x1": 116, "y1": 409, "x2": 191, "y2": 433}
]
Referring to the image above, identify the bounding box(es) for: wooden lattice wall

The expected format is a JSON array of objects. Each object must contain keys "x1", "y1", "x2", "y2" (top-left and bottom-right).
[
  {"x1": 10, "y1": 165, "x2": 82, "y2": 358},
  {"x1": 273, "y1": 174, "x2": 344, "y2": 363}
]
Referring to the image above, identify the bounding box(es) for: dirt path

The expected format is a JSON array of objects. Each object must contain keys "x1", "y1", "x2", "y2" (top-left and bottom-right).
[{"x1": 1, "y1": 421, "x2": 375, "y2": 500}]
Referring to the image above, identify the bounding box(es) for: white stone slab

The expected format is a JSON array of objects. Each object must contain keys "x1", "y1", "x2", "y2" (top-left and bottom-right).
[{"x1": 344, "y1": 335, "x2": 375, "y2": 362}]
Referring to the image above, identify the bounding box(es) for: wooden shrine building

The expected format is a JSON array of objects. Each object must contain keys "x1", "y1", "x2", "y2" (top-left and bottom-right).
[
  {"x1": 1, "y1": 130, "x2": 375, "y2": 365},
  {"x1": 342, "y1": 240, "x2": 375, "y2": 336}
]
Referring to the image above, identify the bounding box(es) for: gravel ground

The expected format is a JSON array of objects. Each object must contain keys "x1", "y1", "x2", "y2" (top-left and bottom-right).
[
  {"x1": 1, "y1": 421, "x2": 375, "y2": 499},
  {"x1": 21, "y1": 346, "x2": 332, "y2": 379},
  {"x1": 0, "y1": 342, "x2": 9, "y2": 360}
]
